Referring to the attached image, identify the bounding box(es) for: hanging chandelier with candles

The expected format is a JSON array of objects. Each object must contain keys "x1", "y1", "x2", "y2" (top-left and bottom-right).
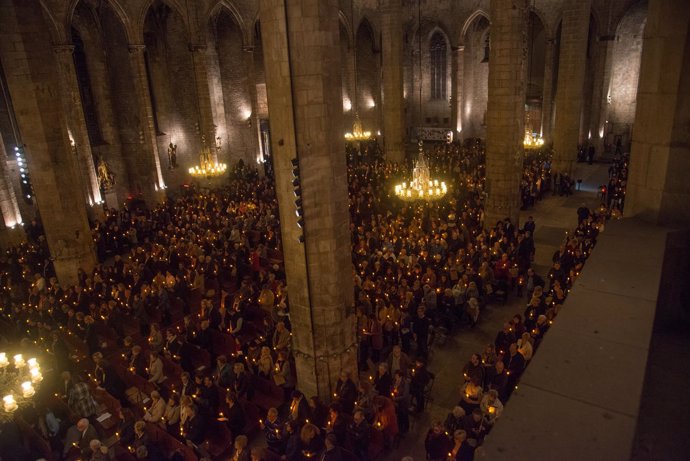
[
  {"x1": 523, "y1": 130, "x2": 545, "y2": 149},
  {"x1": 344, "y1": 114, "x2": 372, "y2": 142},
  {"x1": 0, "y1": 353, "x2": 42, "y2": 421},
  {"x1": 395, "y1": 141, "x2": 447, "y2": 201},
  {"x1": 189, "y1": 136, "x2": 227, "y2": 178}
]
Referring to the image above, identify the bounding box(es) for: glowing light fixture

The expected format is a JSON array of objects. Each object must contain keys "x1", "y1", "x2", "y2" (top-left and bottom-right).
[
  {"x1": 344, "y1": 114, "x2": 372, "y2": 142},
  {"x1": 395, "y1": 141, "x2": 447, "y2": 201},
  {"x1": 189, "y1": 136, "x2": 227, "y2": 178},
  {"x1": 0, "y1": 353, "x2": 41, "y2": 421}
]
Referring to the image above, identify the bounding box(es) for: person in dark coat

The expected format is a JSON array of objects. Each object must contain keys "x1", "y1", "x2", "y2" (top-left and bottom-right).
[
  {"x1": 334, "y1": 372, "x2": 357, "y2": 414},
  {"x1": 224, "y1": 391, "x2": 246, "y2": 438},
  {"x1": 182, "y1": 404, "x2": 206, "y2": 446},
  {"x1": 424, "y1": 421, "x2": 451, "y2": 461},
  {"x1": 288, "y1": 391, "x2": 311, "y2": 425}
]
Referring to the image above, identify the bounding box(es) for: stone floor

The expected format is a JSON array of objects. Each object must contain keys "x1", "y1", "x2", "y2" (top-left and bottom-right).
[{"x1": 380, "y1": 161, "x2": 610, "y2": 461}]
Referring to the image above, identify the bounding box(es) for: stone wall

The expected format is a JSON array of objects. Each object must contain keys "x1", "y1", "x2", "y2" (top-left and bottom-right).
[
  {"x1": 216, "y1": 11, "x2": 257, "y2": 168},
  {"x1": 355, "y1": 20, "x2": 381, "y2": 135},
  {"x1": 609, "y1": 1, "x2": 647, "y2": 150}
]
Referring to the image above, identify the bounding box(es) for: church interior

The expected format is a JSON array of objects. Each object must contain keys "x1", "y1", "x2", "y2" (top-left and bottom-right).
[{"x1": 0, "y1": 0, "x2": 688, "y2": 460}]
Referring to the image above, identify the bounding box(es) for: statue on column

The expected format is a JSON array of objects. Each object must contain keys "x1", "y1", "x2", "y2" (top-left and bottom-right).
[
  {"x1": 167, "y1": 142, "x2": 178, "y2": 169},
  {"x1": 96, "y1": 157, "x2": 115, "y2": 191}
]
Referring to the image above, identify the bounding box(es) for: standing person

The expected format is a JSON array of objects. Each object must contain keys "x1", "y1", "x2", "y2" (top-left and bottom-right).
[
  {"x1": 409, "y1": 359, "x2": 431, "y2": 413},
  {"x1": 412, "y1": 306, "x2": 431, "y2": 360},
  {"x1": 424, "y1": 421, "x2": 451, "y2": 461},
  {"x1": 68, "y1": 375, "x2": 97, "y2": 419}
]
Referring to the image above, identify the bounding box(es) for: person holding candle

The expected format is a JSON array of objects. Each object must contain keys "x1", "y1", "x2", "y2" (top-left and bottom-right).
[
  {"x1": 161, "y1": 394, "x2": 181, "y2": 433},
  {"x1": 62, "y1": 418, "x2": 98, "y2": 457},
  {"x1": 479, "y1": 390, "x2": 503, "y2": 428},
  {"x1": 224, "y1": 391, "x2": 246, "y2": 439},
  {"x1": 325, "y1": 402, "x2": 350, "y2": 446},
  {"x1": 262, "y1": 407, "x2": 284, "y2": 455},
  {"x1": 425, "y1": 421, "x2": 452, "y2": 461},
  {"x1": 448, "y1": 429, "x2": 474, "y2": 461}
]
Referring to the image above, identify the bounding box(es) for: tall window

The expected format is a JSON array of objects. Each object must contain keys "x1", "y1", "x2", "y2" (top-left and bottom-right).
[{"x1": 430, "y1": 32, "x2": 447, "y2": 100}]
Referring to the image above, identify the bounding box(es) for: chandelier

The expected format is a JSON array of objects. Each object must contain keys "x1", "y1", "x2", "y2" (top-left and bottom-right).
[
  {"x1": 523, "y1": 130, "x2": 545, "y2": 149},
  {"x1": 189, "y1": 137, "x2": 227, "y2": 178},
  {"x1": 0, "y1": 353, "x2": 42, "y2": 421},
  {"x1": 344, "y1": 114, "x2": 371, "y2": 141},
  {"x1": 395, "y1": 141, "x2": 447, "y2": 201}
]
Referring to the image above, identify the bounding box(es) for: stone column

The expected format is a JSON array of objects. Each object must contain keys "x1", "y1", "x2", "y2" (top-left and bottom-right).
[
  {"x1": 551, "y1": 0, "x2": 592, "y2": 175},
  {"x1": 53, "y1": 44, "x2": 104, "y2": 216},
  {"x1": 189, "y1": 44, "x2": 218, "y2": 162},
  {"x1": 540, "y1": 38, "x2": 555, "y2": 143},
  {"x1": 627, "y1": 0, "x2": 690, "y2": 226},
  {"x1": 484, "y1": 0, "x2": 528, "y2": 228},
  {"x1": 451, "y1": 46, "x2": 465, "y2": 136},
  {"x1": 0, "y1": 133, "x2": 25, "y2": 247},
  {"x1": 127, "y1": 44, "x2": 166, "y2": 204},
  {"x1": 592, "y1": 36, "x2": 615, "y2": 155},
  {"x1": 0, "y1": 0, "x2": 96, "y2": 285},
  {"x1": 260, "y1": 0, "x2": 356, "y2": 399},
  {"x1": 586, "y1": 39, "x2": 610, "y2": 157},
  {"x1": 344, "y1": 38, "x2": 357, "y2": 135},
  {"x1": 242, "y1": 45, "x2": 262, "y2": 167},
  {"x1": 380, "y1": 0, "x2": 405, "y2": 162}
]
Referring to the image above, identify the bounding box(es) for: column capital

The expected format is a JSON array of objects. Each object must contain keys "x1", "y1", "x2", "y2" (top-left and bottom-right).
[
  {"x1": 53, "y1": 44, "x2": 75, "y2": 54},
  {"x1": 189, "y1": 43, "x2": 208, "y2": 52},
  {"x1": 452, "y1": 45, "x2": 465, "y2": 52},
  {"x1": 128, "y1": 44, "x2": 146, "y2": 54},
  {"x1": 242, "y1": 45, "x2": 255, "y2": 53}
]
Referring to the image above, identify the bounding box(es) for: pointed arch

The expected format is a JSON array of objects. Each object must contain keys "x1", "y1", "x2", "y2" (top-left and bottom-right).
[
  {"x1": 65, "y1": 0, "x2": 134, "y2": 44},
  {"x1": 339, "y1": 10, "x2": 353, "y2": 49},
  {"x1": 205, "y1": 0, "x2": 250, "y2": 48},
  {"x1": 39, "y1": 0, "x2": 64, "y2": 43},
  {"x1": 137, "y1": 0, "x2": 190, "y2": 44},
  {"x1": 460, "y1": 9, "x2": 490, "y2": 45},
  {"x1": 356, "y1": 15, "x2": 380, "y2": 51}
]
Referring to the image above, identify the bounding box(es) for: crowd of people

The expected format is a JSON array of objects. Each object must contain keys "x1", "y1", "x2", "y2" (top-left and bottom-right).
[{"x1": 0, "y1": 139, "x2": 624, "y2": 461}]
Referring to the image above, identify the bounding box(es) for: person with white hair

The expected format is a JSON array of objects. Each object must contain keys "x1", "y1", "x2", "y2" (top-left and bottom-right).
[
  {"x1": 63, "y1": 418, "x2": 98, "y2": 457},
  {"x1": 89, "y1": 439, "x2": 111, "y2": 461}
]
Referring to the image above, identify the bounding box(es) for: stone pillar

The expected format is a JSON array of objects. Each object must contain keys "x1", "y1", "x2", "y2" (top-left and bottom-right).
[
  {"x1": 552, "y1": 0, "x2": 592, "y2": 175},
  {"x1": 0, "y1": 0, "x2": 96, "y2": 285},
  {"x1": 127, "y1": 45, "x2": 166, "y2": 204},
  {"x1": 451, "y1": 46, "x2": 465, "y2": 136},
  {"x1": 626, "y1": 0, "x2": 690, "y2": 226},
  {"x1": 592, "y1": 36, "x2": 615, "y2": 156},
  {"x1": 0, "y1": 133, "x2": 25, "y2": 247},
  {"x1": 380, "y1": 0, "x2": 405, "y2": 162},
  {"x1": 189, "y1": 44, "x2": 218, "y2": 162},
  {"x1": 243, "y1": 45, "x2": 263, "y2": 167},
  {"x1": 586, "y1": 38, "x2": 611, "y2": 157},
  {"x1": 541, "y1": 38, "x2": 556, "y2": 143},
  {"x1": 484, "y1": 0, "x2": 528, "y2": 228},
  {"x1": 260, "y1": 0, "x2": 356, "y2": 399},
  {"x1": 53, "y1": 44, "x2": 104, "y2": 216},
  {"x1": 344, "y1": 39, "x2": 357, "y2": 134}
]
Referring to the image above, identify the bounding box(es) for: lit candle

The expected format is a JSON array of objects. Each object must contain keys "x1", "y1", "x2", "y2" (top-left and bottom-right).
[
  {"x1": 22, "y1": 382, "x2": 35, "y2": 398},
  {"x1": 14, "y1": 354, "x2": 25, "y2": 368},
  {"x1": 3, "y1": 395, "x2": 17, "y2": 412},
  {"x1": 30, "y1": 368, "x2": 43, "y2": 383},
  {"x1": 0, "y1": 353, "x2": 8, "y2": 367}
]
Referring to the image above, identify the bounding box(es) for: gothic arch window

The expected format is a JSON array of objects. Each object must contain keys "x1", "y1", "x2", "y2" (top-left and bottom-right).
[{"x1": 430, "y1": 31, "x2": 447, "y2": 100}]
